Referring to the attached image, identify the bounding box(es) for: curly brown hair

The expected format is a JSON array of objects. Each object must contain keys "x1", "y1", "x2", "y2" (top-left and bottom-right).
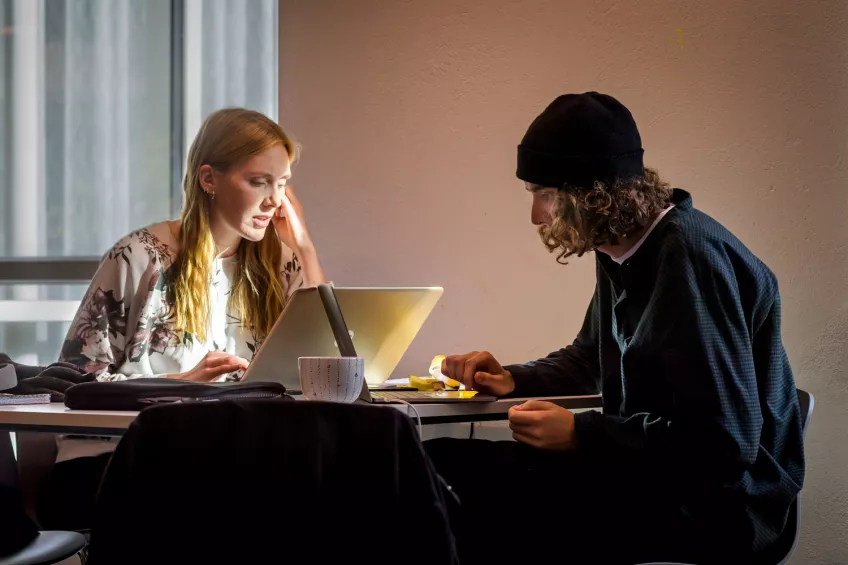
[{"x1": 539, "y1": 167, "x2": 672, "y2": 264}]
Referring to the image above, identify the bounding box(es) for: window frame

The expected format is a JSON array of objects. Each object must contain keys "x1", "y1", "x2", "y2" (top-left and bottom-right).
[{"x1": 0, "y1": 0, "x2": 187, "y2": 284}]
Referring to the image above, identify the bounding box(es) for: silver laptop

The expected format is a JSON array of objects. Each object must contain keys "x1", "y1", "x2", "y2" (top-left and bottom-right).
[
  {"x1": 241, "y1": 286, "x2": 443, "y2": 390},
  {"x1": 315, "y1": 284, "x2": 497, "y2": 404}
]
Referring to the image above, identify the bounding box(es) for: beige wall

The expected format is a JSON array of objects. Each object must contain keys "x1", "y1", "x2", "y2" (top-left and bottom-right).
[{"x1": 279, "y1": 0, "x2": 848, "y2": 561}]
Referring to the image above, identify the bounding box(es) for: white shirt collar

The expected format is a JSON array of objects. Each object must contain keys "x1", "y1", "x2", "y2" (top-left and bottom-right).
[{"x1": 610, "y1": 205, "x2": 675, "y2": 265}]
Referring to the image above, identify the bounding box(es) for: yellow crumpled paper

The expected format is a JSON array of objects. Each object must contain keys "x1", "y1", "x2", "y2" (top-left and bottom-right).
[{"x1": 408, "y1": 355, "x2": 463, "y2": 391}]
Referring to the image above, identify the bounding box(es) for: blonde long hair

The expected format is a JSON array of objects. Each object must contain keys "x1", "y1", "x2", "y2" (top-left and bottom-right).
[{"x1": 171, "y1": 108, "x2": 296, "y2": 342}]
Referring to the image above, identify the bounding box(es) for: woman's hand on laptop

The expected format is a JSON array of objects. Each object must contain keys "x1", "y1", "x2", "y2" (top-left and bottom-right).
[
  {"x1": 170, "y1": 351, "x2": 250, "y2": 382},
  {"x1": 441, "y1": 351, "x2": 515, "y2": 396}
]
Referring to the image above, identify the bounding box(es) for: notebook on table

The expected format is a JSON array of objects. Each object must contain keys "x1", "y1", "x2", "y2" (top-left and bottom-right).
[{"x1": 0, "y1": 393, "x2": 51, "y2": 405}]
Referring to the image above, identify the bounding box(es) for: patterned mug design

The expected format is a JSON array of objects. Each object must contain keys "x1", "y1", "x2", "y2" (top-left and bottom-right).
[{"x1": 298, "y1": 357, "x2": 365, "y2": 403}]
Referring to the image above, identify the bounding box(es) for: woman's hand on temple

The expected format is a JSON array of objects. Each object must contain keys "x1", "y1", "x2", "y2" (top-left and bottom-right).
[
  {"x1": 272, "y1": 184, "x2": 313, "y2": 254},
  {"x1": 272, "y1": 184, "x2": 327, "y2": 286}
]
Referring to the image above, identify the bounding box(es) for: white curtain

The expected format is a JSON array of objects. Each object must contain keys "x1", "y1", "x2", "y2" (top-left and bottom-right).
[
  {"x1": 0, "y1": 0, "x2": 278, "y2": 364},
  {"x1": 201, "y1": 0, "x2": 277, "y2": 118},
  {"x1": 57, "y1": 0, "x2": 172, "y2": 256},
  {"x1": 185, "y1": 0, "x2": 277, "y2": 161}
]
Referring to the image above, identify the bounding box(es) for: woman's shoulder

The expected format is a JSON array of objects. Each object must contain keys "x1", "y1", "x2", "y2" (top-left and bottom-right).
[{"x1": 104, "y1": 221, "x2": 181, "y2": 271}]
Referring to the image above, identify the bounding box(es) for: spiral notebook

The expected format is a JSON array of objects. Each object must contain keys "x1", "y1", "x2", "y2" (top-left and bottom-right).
[{"x1": 0, "y1": 393, "x2": 51, "y2": 405}]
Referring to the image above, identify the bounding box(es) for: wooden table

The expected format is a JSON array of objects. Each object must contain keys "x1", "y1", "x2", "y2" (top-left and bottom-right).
[
  {"x1": 0, "y1": 396, "x2": 604, "y2": 494},
  {"x1": 0, "y1": 395, "x2": 603, "y2": 436}
]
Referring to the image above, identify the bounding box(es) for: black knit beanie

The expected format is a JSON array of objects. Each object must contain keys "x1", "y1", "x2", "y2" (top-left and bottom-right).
[{"x1": 516, "y1": 92, "x2": 644, "y2": 190}]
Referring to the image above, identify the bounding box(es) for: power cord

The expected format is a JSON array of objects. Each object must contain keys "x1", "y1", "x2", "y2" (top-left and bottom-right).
[
  {"x1": 387, "y1": 399, "x2": 422, "y2": 437},
  {"x1": 469, "y1": 422, "x2": 475, "y2": 439}
]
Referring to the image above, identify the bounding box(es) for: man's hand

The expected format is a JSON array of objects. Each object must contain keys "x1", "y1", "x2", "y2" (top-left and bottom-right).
[
  {"x1": 508, "y1": 400, "x2": 578, "y2": 451},
  {"x1": 441, "y1": 351, "x2": 515, "y2": 396}
]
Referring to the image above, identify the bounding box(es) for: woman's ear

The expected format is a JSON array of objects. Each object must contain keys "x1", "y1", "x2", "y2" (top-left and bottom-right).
[{"x1": 198, "y1": 164, "x2": 216, "y2": 194}]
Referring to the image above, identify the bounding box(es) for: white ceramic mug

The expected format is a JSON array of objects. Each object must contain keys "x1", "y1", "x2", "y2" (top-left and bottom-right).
[{"x1": 298, "y1": 357, "x2": 364, "y2": 403}]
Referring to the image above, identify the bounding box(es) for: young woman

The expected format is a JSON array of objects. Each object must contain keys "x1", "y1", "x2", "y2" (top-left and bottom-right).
[{"x1": 39, "y1": 108, "x2": 326, "y2": 530}]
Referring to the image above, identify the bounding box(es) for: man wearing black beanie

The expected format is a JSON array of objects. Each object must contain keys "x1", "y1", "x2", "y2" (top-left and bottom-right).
[{"x1": 425, "y1": 92, "x2": 805, "y2": 564}]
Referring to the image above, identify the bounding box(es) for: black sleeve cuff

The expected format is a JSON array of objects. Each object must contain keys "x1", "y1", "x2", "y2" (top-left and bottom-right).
[
  {"x1": 503, "y1": 363, "x2": 541, "y2": 398},
  {"x1": 573, "y1": 410, "x2": 607, "y2": 454}
]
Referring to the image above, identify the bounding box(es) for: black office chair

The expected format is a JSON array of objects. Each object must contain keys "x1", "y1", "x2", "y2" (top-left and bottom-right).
[
  {"x1": 85, "y1": 399, "x2": 459, "y2": 565},
  {"x1": 0, "y1": 532, "x2": 87, "y2": 565},
  {"x1": 638, "y1": 388, "x2": 815, "y2": 565},
  {"x1": 0, "y1": 479, "x2": 87, "y2": 565}
]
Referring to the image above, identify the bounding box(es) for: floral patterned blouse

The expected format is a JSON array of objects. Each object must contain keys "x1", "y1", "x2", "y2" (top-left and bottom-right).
[
  {"x1": 60, "y1": 221, "x2": 304, "y2": 381},
  {"x1": 55, "y1": 222, "x2": 303, "y2": 463}
]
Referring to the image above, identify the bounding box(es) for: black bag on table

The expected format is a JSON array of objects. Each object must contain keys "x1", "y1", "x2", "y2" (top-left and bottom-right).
[{"x1": 64, "y1": 378, "x2": 291, "y2": 411}]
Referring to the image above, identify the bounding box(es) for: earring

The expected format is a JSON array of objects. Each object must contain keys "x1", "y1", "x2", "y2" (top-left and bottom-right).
[{"x1": 208, "y1": 191, "x2": 215, "y2": 200}]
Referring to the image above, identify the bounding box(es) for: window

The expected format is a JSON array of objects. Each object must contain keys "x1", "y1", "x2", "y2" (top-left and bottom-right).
[{"x1": 0, "y1": 0, "x2": 278, "y2": 365}]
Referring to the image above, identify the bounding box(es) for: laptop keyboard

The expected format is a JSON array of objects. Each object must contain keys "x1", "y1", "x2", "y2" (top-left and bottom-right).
[
  {"x1": 370, "y1": 390, "x2": 450, "y2": 400},
  {"x1": 369, "y1": 390, "x2": 494, "y2": 402}
]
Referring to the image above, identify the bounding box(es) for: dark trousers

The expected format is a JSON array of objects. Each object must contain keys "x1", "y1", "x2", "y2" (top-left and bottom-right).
[
  {"x1": 424, "y1": 438, "x2": 716, "y2": 565},
  {"x1": 37, "y1": 453, "x2": 112, "y2": 532}
]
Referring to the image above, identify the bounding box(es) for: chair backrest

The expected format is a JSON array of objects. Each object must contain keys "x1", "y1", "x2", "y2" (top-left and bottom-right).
[
  {"x1": 797, "y1": 388, "x2": 814, "y2": 437},
  {"x1": 636, "y1": 389, "x2": 815, "y2": 565},
  {"x1": 86, "y1": 399, "x2": 459, "y2": 565},
  {"x1": 0, "y1": 482, "x2": 40, "y2": 556}
]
